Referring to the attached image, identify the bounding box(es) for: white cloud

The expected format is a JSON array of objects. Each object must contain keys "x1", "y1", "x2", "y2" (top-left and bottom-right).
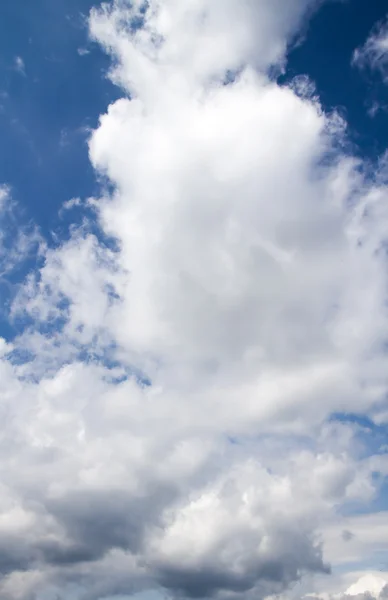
[
  {"x1": 304, "y1": 574, "x2": 388, "y2": 600},
  {"x1": 322, "y1": 511, "x2": 388, "y2": 569},
  {"x1": 13, "y1": 56, "x2": 26, "y2": 76},
  {"x1": 0, "y1": 185, "x2": 43, "y2": 283},
  {"x1": 77, "y1": 47, "x2": 91, "y2": 56},
  {"x1": 1, "y1": 1, "x2": 388, "y2": 599},
  {"x1": 346, "y1": 575, "x2": 388, "y2": 597},
  {"x1": 353, "y1": 18, "x2": 388, "y2": 83}
]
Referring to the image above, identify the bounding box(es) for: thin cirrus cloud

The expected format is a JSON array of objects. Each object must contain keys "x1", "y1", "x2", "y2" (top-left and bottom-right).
[
  {"x1": 13, "y1": 56, "x2": 26, "y2": 76},
  {"x1": 353, "y1": 16, "x2": 388, "y2": 82},
  {"x1": 0, "y1": 1, "x2": 388, "y2": 599}
]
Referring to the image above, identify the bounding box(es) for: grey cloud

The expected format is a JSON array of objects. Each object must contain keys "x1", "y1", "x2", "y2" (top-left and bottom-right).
[
  {"x1": 44, "y1": 485, "x2": 177, "y2": 560},
  {"x1": 0, "y1": 543, "x2": 33, "y2": 576},
  {"x1": 152, "y1": 527, "x2": 329, "y2": 598},
  {"x1": 341, "y1": 530, "x2": 354, "y2": 542},
  {"x1": 0, "y1": 453, "x2": 334, "y2": 600}
]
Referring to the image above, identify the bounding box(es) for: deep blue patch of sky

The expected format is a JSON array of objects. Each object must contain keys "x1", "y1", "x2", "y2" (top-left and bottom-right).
[
  {"x1": 0, "y1": 0, "x2": 121, "y2": 237},
  {"x1": 283, "y1": 0, "x2": 388, "y2": 161}
]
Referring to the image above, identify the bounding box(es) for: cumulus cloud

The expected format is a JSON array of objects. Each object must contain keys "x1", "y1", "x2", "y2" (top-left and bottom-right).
[
  {"x1": 1, "y1": 1, "x2": 388, "y2": 599},
  {"x1": 304, "y1": 574, "x2": 388, "y2": 600}
]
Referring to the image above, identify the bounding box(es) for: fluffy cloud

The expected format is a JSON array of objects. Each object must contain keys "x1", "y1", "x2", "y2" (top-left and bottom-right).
[
  {"x1": 304, "y1": 574, "x2": 388, "y2": 600},
  {"x1": 1, "y1": 1, "x2": 388, "y2": 599}
]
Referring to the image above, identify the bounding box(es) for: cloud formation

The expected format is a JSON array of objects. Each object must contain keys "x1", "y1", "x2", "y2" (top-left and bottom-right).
[
  {"x1": 304, "y1": 574, "x2": 388, "y2": 600},
  {"x1": 353, "y1": 17, "x2": 388, "y2": 83},
  {"x1": 1, "y1": 1, "x2": 388, "y2": 599}
]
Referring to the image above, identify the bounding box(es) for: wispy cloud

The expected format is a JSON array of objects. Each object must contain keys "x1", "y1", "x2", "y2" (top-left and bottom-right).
[
  {"x1": 77, "y1": 46, "x2": 91, "y2": 56},
  {"x1": 353, "y1": 18, "x2": 388, "y2": 82},
  {"x1": 13, "y1": 55, "x2": 26, "y2": 76}
]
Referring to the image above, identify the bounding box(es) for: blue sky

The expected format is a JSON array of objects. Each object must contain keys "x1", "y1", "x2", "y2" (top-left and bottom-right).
[
  {"x1": 0, "y1": 0, "x2": 120, "y2": 235},
  {"x1": 285, "y1": 0, "x2": 388, "y2": 158},
  {"x1": 1, "y1": 1, "x2": 388, "y2": 599}
]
